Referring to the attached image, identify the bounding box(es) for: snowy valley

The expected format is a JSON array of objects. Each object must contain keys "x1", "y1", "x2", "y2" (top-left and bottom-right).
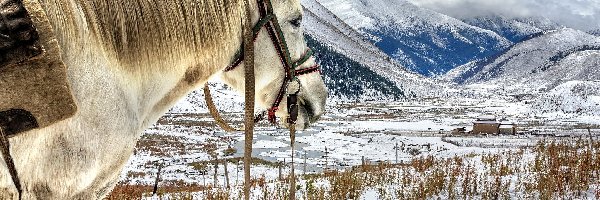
[{"x1": 110, "y1": 0, "x2": 600, "y2": 199}]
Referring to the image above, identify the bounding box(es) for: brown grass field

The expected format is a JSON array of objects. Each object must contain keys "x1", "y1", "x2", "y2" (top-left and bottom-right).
[{"x1": 106, "y1": 138, "x2": 600, "y2": 199}]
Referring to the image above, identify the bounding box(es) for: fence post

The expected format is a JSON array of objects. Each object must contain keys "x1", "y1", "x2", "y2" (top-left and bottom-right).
[
  {"x1": 224, "y1": 159, "x2": 230, "y2": 189},
  {"x1": 279, "y1": 161, "x2": 283, "y2": 181},
  {"x1": 361, "y1": 156, "x2": 365, "y2": 171},
  {"x1": 324, "y1": 147, "x2": 329, "y2": 170},
  {"x1": 395, "y1": 142, "x2": 399, "y2": 164},
  {"x1": 213, "y1": 157, "x2": 218, "y2": 187},
  {"x1": 152, "y1": 163, "x2": 162, "y2": 196},
  {"x1": 303, "y1": 151, "x2": 307, "y2": 175},
  {"x1": 589, "y1": 127, "x2": 595, "y2": 152}
]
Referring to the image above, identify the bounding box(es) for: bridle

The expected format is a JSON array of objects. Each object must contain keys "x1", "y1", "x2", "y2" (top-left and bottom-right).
[
  {"x1": 205, "y1": 1, "x2": 322, "y2": 199},
  {"x1": 222, "y1": 0, "x2": 321, "y2": 124}
]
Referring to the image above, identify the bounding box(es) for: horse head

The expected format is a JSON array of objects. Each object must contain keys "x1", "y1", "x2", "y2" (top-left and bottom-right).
[{"x1": 220, "y1": 0, "x2": 328, "y2": 129}]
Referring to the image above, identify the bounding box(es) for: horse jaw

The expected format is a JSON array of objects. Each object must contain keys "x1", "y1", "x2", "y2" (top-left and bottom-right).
[{"x1": 219, "y1": 0, "x2": 328, "y2": 130}]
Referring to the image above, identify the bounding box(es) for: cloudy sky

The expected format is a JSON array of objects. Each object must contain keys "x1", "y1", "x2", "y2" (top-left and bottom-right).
[{"x1": 407, "y1": 0, "x2": 600, "y2": 31}]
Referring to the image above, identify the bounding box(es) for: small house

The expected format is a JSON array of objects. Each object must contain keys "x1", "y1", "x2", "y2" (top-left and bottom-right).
[
  {"x1": 499, "y1": 123, "x2": 517, "y2": 135},
  {"x1": 472, "y1": 115, "x2": 518, "y2": 135},
  {"x1": 472, "y1": 115, "x2": 500, "y2": 134}
]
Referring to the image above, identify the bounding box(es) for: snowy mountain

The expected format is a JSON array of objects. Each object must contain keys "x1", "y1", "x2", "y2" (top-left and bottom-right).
[
  {"x1": 313, "y1": 0, "x2": 512, "y2": 76},
  {"x1": 302, "y1": 0, "x2": 442, "y2": 100},
  {"x1": 511, "y1": 17, "x2": 565, "y2": 33},
  {"x1": 446, "y1": 28, "x2": 600, "y2": 95},
  {"x1": 305, "y1": 35, "x2": 406, "y2": 101},
  {"x1": 590, "y1": 29, "x2": 600, "y2": 37},
  {"x1": 462, "y1": 16, "x2": 561, "y2": 43}
]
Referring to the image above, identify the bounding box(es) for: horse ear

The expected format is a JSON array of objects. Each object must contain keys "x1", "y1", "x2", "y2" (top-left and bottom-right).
[{"x1": 0, "y1": 0, "x2": 77, "y2": 135}]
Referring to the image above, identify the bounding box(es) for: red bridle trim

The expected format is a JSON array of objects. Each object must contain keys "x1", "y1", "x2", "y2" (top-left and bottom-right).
[{"x1": 295, "y1": 64, "x2": 321, "y2": 76}]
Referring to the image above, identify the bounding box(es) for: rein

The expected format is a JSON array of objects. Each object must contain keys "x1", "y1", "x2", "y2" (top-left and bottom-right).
[{"x1": 0, "y1": 127, "x2": 22, "y2": 200}]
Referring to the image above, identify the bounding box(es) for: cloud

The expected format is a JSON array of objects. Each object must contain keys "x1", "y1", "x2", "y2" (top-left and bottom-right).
[{"x1": 407, "y1": 0, "x2": 600, "y2": 31}]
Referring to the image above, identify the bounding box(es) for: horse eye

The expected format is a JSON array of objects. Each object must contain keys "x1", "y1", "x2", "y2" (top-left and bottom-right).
[{"x1": 290, "y1": 16, "x2": 302, "y2": 28}]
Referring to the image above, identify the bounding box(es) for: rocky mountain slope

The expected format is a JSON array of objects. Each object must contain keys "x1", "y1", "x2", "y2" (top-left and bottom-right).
[
  {"x1": 462, "y1": 16, "x2": 561, "y2": 43},
  {"x1": 302, "y1": 0, "x2": 441, "y2": 100},
  {"x1": 445, "y1": 28, "x2": 600, "y2": 95},
  {"x1": 314, "y1": 0, "x2": 512, "y2": 76}
]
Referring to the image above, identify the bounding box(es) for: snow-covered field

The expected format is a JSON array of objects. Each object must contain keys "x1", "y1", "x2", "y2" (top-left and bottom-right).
[{"x1": 113, "y1": 86, "x2": 600, "y2": 199}]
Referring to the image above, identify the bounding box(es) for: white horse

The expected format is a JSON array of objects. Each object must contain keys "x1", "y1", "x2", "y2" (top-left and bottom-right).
[{"x1": 0, "y1": 0, "x2": 327, "y2": 198}]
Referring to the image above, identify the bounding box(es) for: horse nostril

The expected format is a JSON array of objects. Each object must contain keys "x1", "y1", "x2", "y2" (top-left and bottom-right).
[{"x1": 290, "y1": 16, "x2": 302, "y2": 28}]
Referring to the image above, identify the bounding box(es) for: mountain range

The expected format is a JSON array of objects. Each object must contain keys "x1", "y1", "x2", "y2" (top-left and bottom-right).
[
  {"x1": 312, "y1": 0, "x2": 514, "y2": 76},
  {"x1": 301, "y1": 0, "x2": 600, "y2": 114},
  {"x1": 445, "y1": 29, "x2": 600, "y2": 87},
  {"x1": 302, "y1": 0, "x2": 440, "y2": 100},
  {"x1": 461, "y1": 16, "x2": 561, "y2": 43}
]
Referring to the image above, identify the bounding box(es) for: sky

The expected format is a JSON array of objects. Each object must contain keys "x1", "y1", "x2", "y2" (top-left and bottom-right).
[{"x1": 407, "y1": 0, "x2": 600, "y2": 31}]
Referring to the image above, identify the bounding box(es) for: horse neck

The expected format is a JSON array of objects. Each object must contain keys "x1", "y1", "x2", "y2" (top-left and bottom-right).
[{"x1": 38, "y1": 0, "x2": 245, "y2": 129}]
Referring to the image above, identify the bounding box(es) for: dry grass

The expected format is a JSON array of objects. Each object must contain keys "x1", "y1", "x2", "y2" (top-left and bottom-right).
[
  {"x1": 106, "y1": 180, "x2": 230, "y2": 200},
  {"x1": 108, "y1": 139, "x2": 600, "y2": 199},
  {"x1": 105, "y1": 184, "x2": 152, "y2": 200},
  {"x1": 300, "y1": 139, "x2": 600, "y2": 199}
]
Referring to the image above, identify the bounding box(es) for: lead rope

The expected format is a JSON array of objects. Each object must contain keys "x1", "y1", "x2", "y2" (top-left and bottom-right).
[
  {"x1": 0, "y1": 127, "x2": 22, "y2": 200},
  {"x1": 204, "y1": 84, "x2": 240, "y2": 132},
  {"x1": 289, "y1": 126, "x2": 296, "y2": 200},
  {"x1": 204, "y1": 84, "x2": 267, "y2": 132},
  {"x1": 286, "y1": 86, "x2": 300, "y2": 200},
  {"x1": 207, "y1": 80, "x2": 299, "y2": 200},
  {"x1": 242, "y1": 0, "x2": 255, "y2": 199}
]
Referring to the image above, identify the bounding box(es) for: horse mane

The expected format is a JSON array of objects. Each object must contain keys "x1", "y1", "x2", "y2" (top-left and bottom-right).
[{"x1": 56, "y1": 0, "x2": 246, "y2": 72}]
